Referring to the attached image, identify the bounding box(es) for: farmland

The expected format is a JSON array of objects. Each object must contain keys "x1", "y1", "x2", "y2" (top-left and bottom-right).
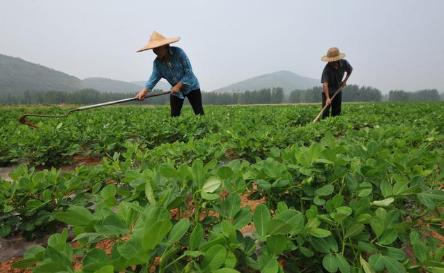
[{"x1": 0, "y1": 102, "x2": 443, "y2": 273}]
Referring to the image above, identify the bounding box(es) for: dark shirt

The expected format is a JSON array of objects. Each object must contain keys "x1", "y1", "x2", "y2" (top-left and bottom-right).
[{"x1": 321, "y1": 59, "x2": 353, "y2": 94}]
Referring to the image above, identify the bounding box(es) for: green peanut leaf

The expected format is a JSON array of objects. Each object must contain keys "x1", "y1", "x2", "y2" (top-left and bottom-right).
[
  {"x1": 167, "y1": 219, "x2": 190, "y2": 245},
  {"x1": 315, "y1": 184, "x2": 334, "y2": 196},
  {"x1": 310, "y1": 228, "x2": 331, "y2": 238},
  {"x1": 360, "y1": 256, "x2": 376, "y2": 273},
  {"x1": 145, "y1": 180, "x2": 156, "y2": 205},
  {"x1": 55, "y1": 206, "x2": 95, "y2": 227},
  {"x1": 202, "y1": 177, "x2": 222, "y2": 193},
  {"x1": 372, "y1": 197, "x2": 395, "y2": 207},
  {"x1": 322, "y1": 254, "x2": 338, "y2": 272},
  {"x1": 254, "y1": 204, "x2": 271, "y2": 237},
  {"x1": 190, "y1": 223, "x2": 204, "y2": 250},
  {"x1": 335, "y1": 253, "x2": 351, "y2": 273}
]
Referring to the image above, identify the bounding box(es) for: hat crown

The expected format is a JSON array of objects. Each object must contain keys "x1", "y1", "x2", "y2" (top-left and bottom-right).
[
  {"x1": 321, "y1": 47, "x2": 345, "y2": 62},
  {"x1": 327, "y1": 47, "x2": 341, "y2": 58},
  {"x1": 137, "y1": 32, "x2": 180, "y2": 52},
  {"x1": 149, "y1": 31, "x2": 167, "y2": 43}
]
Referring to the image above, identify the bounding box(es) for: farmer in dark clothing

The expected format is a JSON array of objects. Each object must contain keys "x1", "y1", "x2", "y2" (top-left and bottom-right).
[
  {"x1": 321, "y1": 47, "x2": 353, "y2": 119},
  {"x1": 136, "y1": 32, "x2": 204, "y2": 117}
]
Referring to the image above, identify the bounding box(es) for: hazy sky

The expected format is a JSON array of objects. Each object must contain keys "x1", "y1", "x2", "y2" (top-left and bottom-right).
[{"x1": 1, "y1": 0, "x2": 443, "y2": 92}]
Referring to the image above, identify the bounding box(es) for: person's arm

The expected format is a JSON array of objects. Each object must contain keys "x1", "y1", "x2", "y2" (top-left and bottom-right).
[
  {"x1": 341, "y1": 60, "x2": 353, "y2": 87},
  {"x1": 137, "y1": 63, "x2": 161, "y2": 100},
  {"x1": 321, "y1": 68, "x2": 331, "y2": 105},
  {"x1": 323, "y1": 82, "x2": 331, "y2": 105},
  {"x1": 341, "y1": 73, "x2": 351, "y2": 87}
]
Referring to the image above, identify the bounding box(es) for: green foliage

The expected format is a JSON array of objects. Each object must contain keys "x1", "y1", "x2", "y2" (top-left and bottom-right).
[{"x1": 1, "y1": 103, "x2": 443, "y2": 272}]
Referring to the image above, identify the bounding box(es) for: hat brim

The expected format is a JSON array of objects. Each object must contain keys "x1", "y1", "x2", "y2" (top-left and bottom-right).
[
  {"x1": 136, "y1": 37, "x2": 180, "y2": 53},
  {"x1": 321, "y1": 53, "x2": 346, "y2": 62}
]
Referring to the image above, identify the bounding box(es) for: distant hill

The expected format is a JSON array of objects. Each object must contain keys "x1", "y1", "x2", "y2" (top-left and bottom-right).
[
  {"x1": 213, "y1": 70, "x2": 319, "y2": 93},
  {"x1": 0, "y1": 54, "x2": 318, "y2": 96},
  {"x1": 0, "y1": 53, "x2": 174, "y2": 96},
  {"x1": 82, "y1": 77, "x2": 141, "y2": 93},
  {"x1": 0, "y1": 53, "x2": 82, "y2": 94}
]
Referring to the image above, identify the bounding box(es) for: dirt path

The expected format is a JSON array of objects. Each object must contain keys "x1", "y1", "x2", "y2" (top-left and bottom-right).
[
  {"x1": 0, "y1": 235, "x2": 50, "y2": 262},
  {"x1": 0, "y1": 166, "x2": 15, "y2": 181}
]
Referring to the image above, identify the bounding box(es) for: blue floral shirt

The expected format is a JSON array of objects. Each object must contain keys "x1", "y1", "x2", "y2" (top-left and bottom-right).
[{"x1": 145, "y1": 46, "x2": 200, "y2": 99}]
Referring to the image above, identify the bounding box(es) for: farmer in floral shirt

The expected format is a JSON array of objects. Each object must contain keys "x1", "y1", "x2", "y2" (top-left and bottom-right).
[{"x1": 136, "y1": 32, "x2": 204, "y2": 117}]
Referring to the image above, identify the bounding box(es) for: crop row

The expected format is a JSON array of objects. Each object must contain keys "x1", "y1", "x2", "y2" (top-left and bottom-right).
[{"x1": 1, "y1": 102, "x2": 443, "y2": 272}]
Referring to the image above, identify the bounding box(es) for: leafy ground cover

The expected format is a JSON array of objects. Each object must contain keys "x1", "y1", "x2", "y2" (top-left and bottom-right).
[{"x1": 0, "y1": 102, "x2": 443, "y2": 273}]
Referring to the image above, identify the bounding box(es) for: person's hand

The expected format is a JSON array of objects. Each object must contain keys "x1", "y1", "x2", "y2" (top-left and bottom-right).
[
  {"x1": 136, "y1": 89, "x2": 148, "y2": 100},
  {"x1": 171, "y1": 85, "x2": 181, "y2": 93},
  {"x1": 326, "y1": 97, "x2": 332, "y2": 106}
]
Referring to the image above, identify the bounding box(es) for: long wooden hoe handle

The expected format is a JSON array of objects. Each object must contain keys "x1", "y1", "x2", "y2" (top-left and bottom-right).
[
  {"x1": 312, "y1": 85, "x2": 346, "y2": 123},
  {"x1": 18, "y1": 91, "x2": 171, "y2": 128}
]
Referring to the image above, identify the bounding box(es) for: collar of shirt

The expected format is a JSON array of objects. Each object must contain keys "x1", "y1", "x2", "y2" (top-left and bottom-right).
[{"x1": 155, "y1": 47, "x2": 175, "y2": 63}]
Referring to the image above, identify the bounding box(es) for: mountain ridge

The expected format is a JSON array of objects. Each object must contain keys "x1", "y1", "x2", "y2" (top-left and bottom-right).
[
  {"x1": 0, "y1": 53, "x2": 319, "y2": 95},
  {"x1": 0, "y1": 54, "x2": 82, "y2": 94},
  {"x1": 213, "y1": 70, "x2": 320, "y2": 93}
]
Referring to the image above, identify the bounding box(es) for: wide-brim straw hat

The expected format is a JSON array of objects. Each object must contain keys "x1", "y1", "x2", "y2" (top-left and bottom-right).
[
  {"x1": 137, "y1": 31, "x2": 180, "y2": 52},
  {"x1": 321, "y1": 47, "x2": 346, "y2": 62}
]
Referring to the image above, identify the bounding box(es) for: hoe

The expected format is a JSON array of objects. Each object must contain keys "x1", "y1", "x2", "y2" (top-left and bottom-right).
[
  {"x1": 19, "y1": 91, "x2": 171, "y2": 128},
  {"x1": 312, "y1": 85, "x2": 345, "y2": 123}
]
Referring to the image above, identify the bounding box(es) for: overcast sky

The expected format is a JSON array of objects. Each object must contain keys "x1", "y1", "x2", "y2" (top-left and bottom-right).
[{"x1": 1, "y1": 0, "x2": 443, "y2": 92}]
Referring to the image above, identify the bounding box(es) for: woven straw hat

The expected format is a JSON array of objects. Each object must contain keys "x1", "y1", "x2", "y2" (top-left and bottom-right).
[
  {"x1": 321, "y1": 47, "x2": 346, "y2": 62},
  {"x1": 137, "y1": 31, "x2": 180, "y2": 52}
]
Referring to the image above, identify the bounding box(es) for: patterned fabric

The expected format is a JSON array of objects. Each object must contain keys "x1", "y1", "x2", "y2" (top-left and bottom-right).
[{"x1": 145, "y1": 46, "x2": 200, "y2": 99}]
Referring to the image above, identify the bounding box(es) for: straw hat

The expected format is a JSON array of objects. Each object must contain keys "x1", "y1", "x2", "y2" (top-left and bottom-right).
[
  {"x1": 137, "y1": 31, "x2": 180, "y2": 52},
  {"x1": 321, "y1": 47, "x2": 346, "y2": 62}
]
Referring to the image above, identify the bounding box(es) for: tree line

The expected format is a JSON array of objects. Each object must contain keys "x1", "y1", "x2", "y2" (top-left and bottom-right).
[
  {"x1": 203, "y1": 88, "x2": 285, "y2": 104},
  {"x1": 288, "y1": 85, "x2": 382, "y2": 103},
  {"x1": 0, "y1": 90, "x2": 129, "y2": 105},
  {"x1": 0, "y1": 85, "x2": 442, "y2": 105},
  {"x1": 388, "y1": 89, "x2": 441, "y2": 101},
  {"x1": 204, "y1": 85, "x2": 383, "y2": 104}
]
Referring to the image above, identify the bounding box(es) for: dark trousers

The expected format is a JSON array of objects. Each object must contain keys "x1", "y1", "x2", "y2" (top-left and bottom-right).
[
  {"x1": 170, "y1": 89, "x2": 205, "y2": 117},
  {"x1": 322, "y1": 91, "x2": 342, "y2": 119}
]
